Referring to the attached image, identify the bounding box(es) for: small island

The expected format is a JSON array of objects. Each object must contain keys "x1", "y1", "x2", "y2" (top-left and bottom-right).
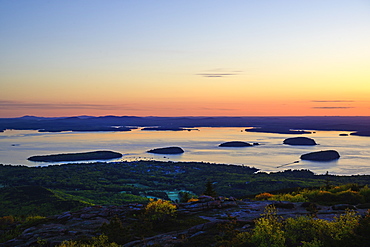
[
  {"x1": 147, "y1": 147, "x2": 184, "y2": 154},
  {"x1": 246, "y1": 127, "x2": 311, "y2": 135},
  {"x1": 28, "y1": 151, "x2": 123, "y2": 162},
  {"x1": 141, "y1": 127, "x2": 197, "y2": 131},
  {"x1": 350, "y1": 131, "x2": 370, "y2": 137},
  {"x1": 38, "y1": 126, "x2": 133, "y2": 132},
  {"x1": 219, "y1": 141, "x2": 255, "y2": 147},
  {"x1": 300, "y1": 150, "x2": 340, "y2": 161},
  {"x1": 283, "y1": 137, "x2": 317, "y2": 145}
]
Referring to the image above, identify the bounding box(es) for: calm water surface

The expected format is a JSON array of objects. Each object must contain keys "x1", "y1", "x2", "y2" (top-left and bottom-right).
[{"x1": 1, "y1": 128, "x2": 369, "y2": 175}]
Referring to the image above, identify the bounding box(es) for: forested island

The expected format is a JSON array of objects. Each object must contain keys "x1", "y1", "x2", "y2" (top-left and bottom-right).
[{"x1": 27, "y1": 151, "x2": 123, "y2": 162}]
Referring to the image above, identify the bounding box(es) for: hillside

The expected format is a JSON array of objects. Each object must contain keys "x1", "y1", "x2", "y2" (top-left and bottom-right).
[{"x1": 0, "y1": 185, "x2": 91, "y2": 217}]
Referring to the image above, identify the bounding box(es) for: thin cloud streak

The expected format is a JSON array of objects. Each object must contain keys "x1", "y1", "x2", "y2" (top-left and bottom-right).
[
  {"x1": 196, "y1": 68, "x2": 243, "y2": 78},
  {"x1": 311, "y1": 100, "x2": 355, "y2": 103},
  {"x1": 0, "y1": 101, "x2": 139, "y2": 111},
  {"x1": 197, "y1": 73, "x2": 238, "y2": 78},
  {"x1": 312, "y1": 107, "x2": 354, "y2": 109}
]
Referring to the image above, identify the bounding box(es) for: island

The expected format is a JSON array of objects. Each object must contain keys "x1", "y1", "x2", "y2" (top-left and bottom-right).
[
  {"x1": 38, "y1": 126, "x2": 133, "y2": 132},
  {"x1": 147, "y1": 147, "x2": 184, "y2": 154},
  {"x1": 28, "y1": 151, "x2": 123, "y2": 162},
  {"x1": 219, "y1": 141, "x2": 255, "y2": 147},
  {"x1": 300, "y1": 150, "x2": 340, "y2": 161},
  {"x1": 283, "y1": 137, "x2": 317, "y2": 145},
  {"x1": 350, "y1": 131, "x2": 370, "y2": 137},
  {"x1": 141, "y1": 127, "x2": 197, "y2": 131},
  {"x1": 246, "y1": 127, "x2": 311, "y2": 135}
]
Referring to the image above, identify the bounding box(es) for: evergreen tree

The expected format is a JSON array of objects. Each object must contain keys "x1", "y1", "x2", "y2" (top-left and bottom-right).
[{"x1": 203, "y1": 179, "x2": 217, "y2": 197}]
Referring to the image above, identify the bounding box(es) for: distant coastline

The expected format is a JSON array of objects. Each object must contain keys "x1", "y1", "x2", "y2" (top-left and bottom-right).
[{"x1": 1, "y1": 116, "x2": 370, "y2": 134}]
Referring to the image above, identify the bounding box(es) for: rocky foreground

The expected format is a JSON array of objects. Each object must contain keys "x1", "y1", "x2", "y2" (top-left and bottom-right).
[{"x1": 3, "y1": 196, "x2": 369, "y2": 247}]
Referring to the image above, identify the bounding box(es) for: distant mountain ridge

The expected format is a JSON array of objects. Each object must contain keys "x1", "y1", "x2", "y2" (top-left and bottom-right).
[{"x1": 0, "y1": 116, "x2": 370, "y2": 134}]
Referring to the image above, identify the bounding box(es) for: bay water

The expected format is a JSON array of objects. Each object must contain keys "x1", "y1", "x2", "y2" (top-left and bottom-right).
[{"x1": 1, "y1": 127, "x2": 369, "y2": 175}]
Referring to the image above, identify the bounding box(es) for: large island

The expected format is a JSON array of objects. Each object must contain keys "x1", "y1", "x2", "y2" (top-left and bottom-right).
[{"x1": 28, "y1": 151, "x2": 123, "y2": 162}]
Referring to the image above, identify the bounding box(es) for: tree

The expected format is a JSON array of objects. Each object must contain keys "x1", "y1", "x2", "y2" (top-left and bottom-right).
[{"x1": 203, "y1": 179, "x2": 217, "y2": 197}]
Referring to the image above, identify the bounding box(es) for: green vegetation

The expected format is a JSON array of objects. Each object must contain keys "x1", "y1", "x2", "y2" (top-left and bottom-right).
[
  {"x1": 0, "y1": 215, "x2": 49, "y2": 243},
  {"x1": 2, "y1": 161, "x2": 370, "y2": 211},
  {"x1": 215, "y1": 206, "x2": 370, "y2": 247},
  {"x1": 58, "y1": 235, "x2": 119, "y2": 247},
  {"x1": 0, "y1": 185, "x2": 91, "y2": 217},
  {"x1": 258, "y1": 183, "x2": 370, "y2": 205},
  {"x1": 98, "y1": 200, "x2": 207, "y2": 245},
  {"x1": 144, "y1": 199, "x2": 177, "y2": 222}
]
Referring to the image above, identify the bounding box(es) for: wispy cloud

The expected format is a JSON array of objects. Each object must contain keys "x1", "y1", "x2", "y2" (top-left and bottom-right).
[
  {"x1": 196, "y1": 68, "x2": 242, "y2": 78},
  {"x1": 197, "y1": 73, "x2": 238, "y2": 78},
  {"x1": 311, "y1": 100, "x2": 355, "y2": 103},
  {"x1": 312, "y1": 107, "x2": 354, "y2": 109},
  {"x1": 0, "y1": 100, "x2": 140, "y2": 111}
]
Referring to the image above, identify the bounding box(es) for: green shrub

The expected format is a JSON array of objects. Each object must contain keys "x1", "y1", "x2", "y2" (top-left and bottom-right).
[
  {"x1": 57, "y1": 235, "x2": 119, "y2": 247},
  {"x1": 144, "y1": 199, "x2": 177, "y2": 223},
  {"x1": 100, "y1": 215, "x2": 132, "y2": 244},
  {"x1": 329, "y1": 184, "x2": 360, "y2": 193},
  {"x1": 221, "y1": 207, "x2": 361, "y2": 247},
  {"x1": 270, "y1": 193, "x2": 307, "y2": 202},
  {"x1": 359, "y1": 185, "x2": 370, "y2": 203},
  {"x1": 249, "y1": 205, "x2": 285, "y2": 247},
  {"x1": 255, "y1": 192, "x2": 274, "y2": 200},
  {"x1": 0, "y1": 215, "x2": 15, "y2": 229},
  {"x1": 336, "y1": 190, "x2": 363, "y2": 204}
]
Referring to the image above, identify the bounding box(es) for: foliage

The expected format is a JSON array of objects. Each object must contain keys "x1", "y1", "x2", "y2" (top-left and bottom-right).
[
  {"x1": 264, "y1": 183, "x2": 370, "y2": 205},
  {"x1": 0, "y1": 185, "x2": 90, "y2": 217},
  {"x1": 203, "y1": 179, "x2": 218, "y2": 197},
  {"x1": 100, "y1": 215, "x2": 132, "y2": 244},
  {"x1": 255, "y1": 192, "x2": 274, "y2": 200},
  {"x1": 57, "y1": 234, "x2": 119, "y2": 247},
  {"x1": 270, "y1": 192, "x2": 308, "y2": 202},
  {"x1": 144, "y1": 199, "x2": 177, "y2": 223},
  {"x1": 0, "y1": 216, "x2": 15, "y2": 229},
  {"x1": 219, "y1": 207, "x2": 365, "y2": 247},
  {"x1": 359, "y1": 185, "x2": 370, "y2": 202},
  {"x1": 248, "y1": 205, "x2": 285, "y2": 247},
  {"x1": 2, "y1": 161, "x2": 370, "y2": 215}
]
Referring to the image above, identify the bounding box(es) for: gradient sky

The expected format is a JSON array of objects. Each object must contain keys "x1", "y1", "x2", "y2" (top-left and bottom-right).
[{"x1": 1, "y1": 0, "x2": 370, "y2": 117}]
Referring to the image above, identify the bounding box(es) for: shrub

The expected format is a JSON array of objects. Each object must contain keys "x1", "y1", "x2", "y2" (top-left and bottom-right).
[
  {"x1": 0, "y1": 216, "x2": 15, "y2": 228},
  {"x1": 221, "y1": 207, "x2": 361, "y2": 247},
  {"x1": 329, "y1": 184, "x2": 360, "y2": 193},
  {"x1": 100, "y1": 215, "x2": 132, "y2": 244},
  {"x1": 248, "y1": 205, "x2": 285, "y2": 247},
  {"x1": 57, "y1": 234, "x2": 119, "y2": 247},
  {"x1": 255, "y1": 192, "x2": 274, "y2": 200},
  {"x1": 304, "y1": 190, "x2": 336, "y2": 204},
  {"x1": 336, "y1": 190, "x2": 363, "y2": 204},
  {"x1": 359, "y1": 185, "x2": 370, "y2": 203},
  {"x1": 270, "y1": 193, "x2": 307, "y2": 202},
  {"x1": 144, "y1": 199, "x2": 177, "y2": 223}
]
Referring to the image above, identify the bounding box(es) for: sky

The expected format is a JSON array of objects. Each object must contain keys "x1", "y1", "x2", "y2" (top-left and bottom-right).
[{"x1": 1, "y1": 0, "x2": 370, "y2": 117}]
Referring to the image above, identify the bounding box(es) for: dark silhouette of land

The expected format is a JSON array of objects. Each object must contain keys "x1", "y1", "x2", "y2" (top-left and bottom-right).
[
  {"x1": 283, "y1": 137, "x2": 317, "y2": 145},
  {"x1": 300, "y1": 150, "x2": 340, "y2": 161},
  {"x1": 0, "y1": 116, "x2": 369, "y2": 135},
  {"x1": 28, "y1": 151, "x2": 122, "y2": 162},
  {"x1": 147, "y1": 147, "x2": 184, "y2": 154},
  {"x1": 219, "y1": 141, "x2": 254, "y2": 147}
]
